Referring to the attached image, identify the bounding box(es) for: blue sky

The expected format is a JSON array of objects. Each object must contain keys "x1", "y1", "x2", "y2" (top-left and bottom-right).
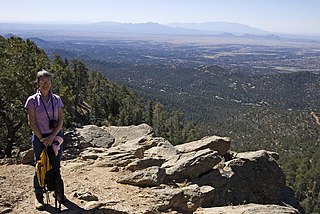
[{"x1": 0, "y1": 0, "x2": 319, "y2": 35}]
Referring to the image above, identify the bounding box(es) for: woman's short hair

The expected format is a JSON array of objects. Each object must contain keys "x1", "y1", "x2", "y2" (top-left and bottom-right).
[{"x1": 36, "y1": 69, "x2": 53, "y2": 85}]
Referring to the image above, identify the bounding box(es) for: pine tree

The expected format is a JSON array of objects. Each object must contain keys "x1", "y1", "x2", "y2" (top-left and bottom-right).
[
  {"x1": 71, "y1": 59, "x2": 89, "y2": 105},
  {"x1": 153, "y1": 102, "x2": 166, "y2": 137},
  {"x1": 0, "y1": 36, "x2": 49, "y2": 157},
  {"x1": 166, "y1": 111, "x2": 184, "y2": 145}
]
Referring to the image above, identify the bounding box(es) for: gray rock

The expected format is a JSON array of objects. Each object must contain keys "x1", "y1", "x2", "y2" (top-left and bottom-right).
[
  {"x1": 226, "y1": 150, "x2": 286, "y2": 205},
  {"x1": 70, "y1": 124, "x2": 303, "y2": 213},
  {"x1": 79, "y1": 148, "x2": 104, "y2": 160},
  {"x1": 84, "y1": 201, "x2": 106, "y2": 210},
  {"x1": 175, "y1": 136, "x2": 231, "y2": 156},
  {"x1": 110, "y1": 166, "x2": 120, "y2": 172},
  {"x1": 76, "y1": 125, "x2": 115, "y2": 148},
  {"x1": 192, "y1": 169, "x2": 230, "y2": 206},
  {"x1": 194, "y1": 203, "x2": 300, "y2": 214},
  {"x1": 192, "y1": 150, "x2": 302, "y2": 211},
  {"x1": 153, "y1": 184, "x2": 214, "y2": 213},
  {"x1": 79, "y1": 135, "x2": 159, "y2": 167},
  {"x1": 113, "y1": 135, "x2": 160, "y2": 159},
  {"x1": 74, "y1": 191, "x2": 99, "y2": 201},
  {"x1": 198, "y1": 185, "x2": 216, "y2": 208},
  {"x1": 20, "y1": 149, "x2": 34, "y2": 165},
  {"x1": 95, "y1": 151, "x2": 137, "y2": 167},
  {"x1": 126, "y1": 158, "x2": 166, "y2": 171},
  {"x1": 117, "y1": 166, "x2": 166, "y2": 187},
  {"x1": 152, "y1": 187, "x2": 185, "y2": 213},
  {"x1": 0, "y1": 207, "x2": 13, "y2": 214},
  {"x1": 102, "y1": 123, "x2": 154, "y2": 146},
  {"x1": 144, "y1": 138, "x2": 180, "y2": 160},
  {"x1": 163, "y1": 149, "x2": 221, "y2": 182},
  {"x1": 79, "y1": 147, "x2": 136, "y2": 167}
]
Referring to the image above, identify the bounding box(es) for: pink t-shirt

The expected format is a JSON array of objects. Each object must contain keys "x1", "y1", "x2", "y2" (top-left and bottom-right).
[{"x1": 24, "y1": 91, "x2": 64, "y2": 134}]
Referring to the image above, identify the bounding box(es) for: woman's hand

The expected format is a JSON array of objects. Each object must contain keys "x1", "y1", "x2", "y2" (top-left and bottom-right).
[{"x1": 41, "y1": 135, "x2": 55, "y2": 146}]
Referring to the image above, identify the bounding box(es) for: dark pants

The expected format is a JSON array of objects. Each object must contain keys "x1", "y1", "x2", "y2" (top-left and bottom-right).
[{"x1": 32, "y1": 131, "x2": 63, "y2": 194}]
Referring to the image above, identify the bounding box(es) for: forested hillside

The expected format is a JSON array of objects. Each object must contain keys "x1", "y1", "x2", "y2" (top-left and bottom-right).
[
  {"x1": 113, "y1": 63, "x2": 320, "y2": 213},
  {"x1": 82, "y1": 48, "x2": 320, "y2": 213},
  {"x1": 0, "y1": 36, "x2": 201, "y2": 159}
]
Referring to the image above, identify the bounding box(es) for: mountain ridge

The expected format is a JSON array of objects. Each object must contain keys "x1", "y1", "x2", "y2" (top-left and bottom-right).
[
  {"x1": 166, "y1": 21, "x2": 267, "y2": 35},
  {"x1": 0, "y1": 21, "x2": 272, "y2": 37},
  {"x1": 2, "y1": 21, "x2": 319, "y2": 41}
]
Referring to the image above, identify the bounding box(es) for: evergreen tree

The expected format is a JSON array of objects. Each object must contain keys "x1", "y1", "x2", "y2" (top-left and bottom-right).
[
  {"x1": 153, "y1": 102, "x2": 166, "y2": 137},
  {"x1": 51, "y1": 56, "x2": 77, "y2": 127},
  {"x1": 184, "y1": 121, "x2": 204, "y2": 143},
  {"x1": 0, "y1": 36, "x2": 49, "y2": 157},
  {"x1": 145, "y1": 100, "x2": 154, "y2": 127},
  {"x1": 71, "y1": 59, "x2": 89, "y2": 105},
  {"x1": 166, "y1": 111, "x2": 184, "y2": 145}
]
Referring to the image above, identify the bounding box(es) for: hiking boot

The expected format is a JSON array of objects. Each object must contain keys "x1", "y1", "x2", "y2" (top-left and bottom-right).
[{"x1": 35, "y1": 192, "x2": 45, "y2": 210}]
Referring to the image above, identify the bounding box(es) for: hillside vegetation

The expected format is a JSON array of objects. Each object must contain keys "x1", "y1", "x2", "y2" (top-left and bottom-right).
[
  {"x1": 104, "y1": 63, "x2": 320, "y2": 213},
  {"x1": 0, "y1": 36, "x2": 201, "y2": 157},
  {"x1": 50, "y1": 38, "x2": 319, "y2": 213},
  {"x1": 111, "y1": 64, "x2": 320, "y2": 213}
]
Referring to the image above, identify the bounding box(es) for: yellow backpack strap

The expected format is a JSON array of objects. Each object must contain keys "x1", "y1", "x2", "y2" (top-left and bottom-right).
[
  {"x1": 36, "y1": 148, "x2": 46, "y2": 187},
  {"x1": 36, "y1": 159, "x2": 42, "y2": 187},
  {"x1": 45, "y1": 147, "x2": 52, "y2": 171}
]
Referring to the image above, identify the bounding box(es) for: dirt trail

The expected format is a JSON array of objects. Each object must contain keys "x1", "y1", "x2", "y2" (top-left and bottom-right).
[{"x1": 0, "y1": 159, "x2": 159, "y2": 214}]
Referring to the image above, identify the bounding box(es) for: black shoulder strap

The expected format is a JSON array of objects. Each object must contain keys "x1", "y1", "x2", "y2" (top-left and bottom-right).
[{"x1": 40, "y1": 95, "x2": 54, "y2": 121}]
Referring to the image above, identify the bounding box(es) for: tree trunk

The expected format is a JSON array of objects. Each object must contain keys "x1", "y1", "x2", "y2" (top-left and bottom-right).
[
  {"x1": 4, "y1": 139, "x2": 13, "y2": 158},
  {"x1": 4, "y1": 121, "x2": 22, "y2": 158}
]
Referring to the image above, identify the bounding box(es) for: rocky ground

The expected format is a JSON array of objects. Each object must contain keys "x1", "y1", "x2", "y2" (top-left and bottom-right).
[
  {"x1": 0, "y1": 157, "x2": 174, "y2": 214},
  {"x1": 0, "y1": 124, "x2": 303, "y2": 214},
  {"x1": 1, "y1": 159, "x2": 162, "y2": 213},
  {"x1": 0, "y1": 160, "x2": 301, "y2": 214}
]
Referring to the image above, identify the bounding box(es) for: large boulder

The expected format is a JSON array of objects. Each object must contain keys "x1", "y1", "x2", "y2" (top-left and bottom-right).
[
  {"x1": 162, "y1": 149, "x2": 221, "y2": 182},
  {"x1": 193, "y1": 150, "x2": 302, "y2": 211},
  {"x1": 113, "y1": 135, "x2": 160, "y2": 159},
  {"x1": 194, "y1": 203, "x2": 300, "y2": 214},
  {"x1": 192, "y1": 169, "x2": 231, "y2": 206},
  {"x1": 152, "y1": 184, "x2": 215, "y2": 213},
  {"x1": 80, "y1": 136, "x2": 161, "y2": 167},
  {"x1": 144, "y1": 137, "x2": 180, "y2": 160},
  {"x1": 75, "y1": 125, "x2": 115, "y2": 148},
  {"x1": 102, "y1": 123, "x2": 154, "y2": 146},
  {"x1": 175, "y1": 136, "x2": 231, "y2": 156},
  {"x1": 117, "y1": 166, "x2": 166, "y2": 187},
  {"x1": 226, "y1": 150, "x2": 285, "y2": 205}
]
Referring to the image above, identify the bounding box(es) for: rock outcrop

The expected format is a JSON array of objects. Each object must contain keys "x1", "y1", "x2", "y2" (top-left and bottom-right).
[
  {"x1": 175, "y1": 136, "x2": 230, "y2": 156},
  {"x1": 20, "y1": 123, "x2": 304, "y2": 214},
  {"x1": 194, "y1": 203, "x2": 300, "y2": 214}
]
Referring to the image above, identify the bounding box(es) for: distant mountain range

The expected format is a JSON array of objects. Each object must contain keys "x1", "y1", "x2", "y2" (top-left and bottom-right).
[
  {"x1": 166, "y1": 22, "x2": 267, "y2": 35},
  {"x1": 2, "y1": 21, "x2": 319, "y2": 41},
  {"x1": 0, "y1": 21, "x2": 270, "y2": 36}
]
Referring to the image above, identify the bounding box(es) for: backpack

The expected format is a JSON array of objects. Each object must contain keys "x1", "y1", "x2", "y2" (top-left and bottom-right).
[
  {"x1": 36, "y1": 146, "x2": 65, "y2": 212},
  {"x1": 36, "y1": 147, "x2": 52, "y2": 188}
]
